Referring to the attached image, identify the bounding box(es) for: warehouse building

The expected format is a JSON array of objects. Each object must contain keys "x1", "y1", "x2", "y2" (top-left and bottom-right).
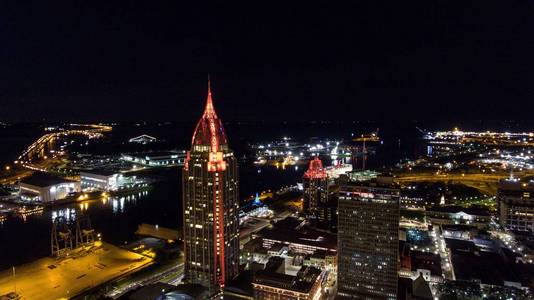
[{"x1": 20, "y1": 173, "x2": 80, "y2": 203}]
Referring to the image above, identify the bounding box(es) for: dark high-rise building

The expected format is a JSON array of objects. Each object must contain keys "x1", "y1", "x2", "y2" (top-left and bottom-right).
[
  {"x1": 303, "y1": 157, "x2": 328, "y2": 217},
  {"x1": 182, "y1": 81, "x2": 240, "y2": 295},
  {"x1": 337, "y1": 174, "x2": 400, "y2": 300}
]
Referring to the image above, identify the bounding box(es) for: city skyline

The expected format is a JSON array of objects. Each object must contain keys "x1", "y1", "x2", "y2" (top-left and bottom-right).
[{"x1": 2, "y1": 2, "x2": 534, "y2": 300}]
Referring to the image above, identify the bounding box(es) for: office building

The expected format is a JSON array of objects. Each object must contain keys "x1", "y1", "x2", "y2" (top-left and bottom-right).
[
  {"x1": 337, "y1": 174, "x2": 400, "y2": 300},
  {"x1": 182, "y1": 81, "x2": 240, "y2": 296},
  {"x1": 497, "y1": 178, "x2": 534, "y2": 232},
  {"x1": 303, "y1": 157, "x2": 328, "y2": 217},
  {"x1": 303, "y1": 157, "x2": 336, "y2": 231}
]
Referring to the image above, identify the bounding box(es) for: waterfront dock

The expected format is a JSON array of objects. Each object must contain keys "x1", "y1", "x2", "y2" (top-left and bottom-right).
[{"x1": 0, "y1": 242, "x2": 153, "y2": 300}]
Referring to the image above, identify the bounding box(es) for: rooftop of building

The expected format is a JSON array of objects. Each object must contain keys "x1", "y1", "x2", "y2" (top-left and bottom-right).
[
  {"x1": 445, "y1": 238, "x2": 477, "y2": 252},
  {"x1": 310, "y1": 249, "x2": 332, "y2": 259},
  {"x1": 225, "y1": 270, "x2": 254, "y2": 298},
  {"x1": 410, "y1": 251, "x2": 442, "y2": 277},
  {"x1": 253, "y1": 265, "x2": 321, "y2": 294},
  {"x1": 268, "y1": 242, "x2": 286, "y2": 253},
  {"x1": 441, "y1": 224, "x2": 478, "y2": 232},
  {"x1": 20, "y1": 173, "x2": 77, "y2": 188},
  {"x1": 412, "y1": 274, "x2": 434, "y2": 300},
  {"x1": 338, "y1": 172, "x2": 399, "y2": 190},
  {"x1": 144, "y1": 151, "x2": 185, "y2": 158},
  {"x1": 128, "y1": 134, "x2": 158, "y2": 142},
  {"x1": 498, "y1": 178, "x2": 534, "y2": 194},
  {"x1": 264, "y1": 256, "x2": 285, "y2": 272},
  {"x1": 128, "y1": 282, "x2": 176, "y2": 300},
  {"x1": 451, "y1": 250, "x2": 520, "y2": 286},
  {"x1": 162, "y1": 283, "x2": 210, "y2": 299},
  {"x1": 79, "y1": 168, "x2": 119, "y2": 176},
  {"x1": 124, "y1": 151, "x2": 185, "y2": 159},
  {"x1": 257, "y1": 217, "x2": 337, "y2": 251},
  {"x1": 427, "y1": 205, "x2": 491, "y2": 216}
]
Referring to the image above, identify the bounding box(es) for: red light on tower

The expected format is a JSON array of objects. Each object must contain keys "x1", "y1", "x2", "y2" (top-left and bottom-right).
[{"x1": 304, "y1": 157, "x2": 328, "y2": 179}]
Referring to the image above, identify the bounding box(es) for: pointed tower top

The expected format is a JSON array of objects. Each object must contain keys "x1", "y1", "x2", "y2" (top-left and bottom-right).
[
  {"x1": 204, "y1": 77, "x2": 216, "y2": 117},
  {"x1": 190, "y1": 79, "x2": 228, "y2": 151}
]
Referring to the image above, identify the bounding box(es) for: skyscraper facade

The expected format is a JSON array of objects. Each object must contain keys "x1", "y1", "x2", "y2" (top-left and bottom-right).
[
  {"x1": 497, "y1": 178, "x2": 534, "y2": 232},
  {"x1": 337, "y1": 174, "x2": 400, "y2": 300},
  {"x1": 182, "y1": 82, "x2": 240, "y2": 295},
  {"x1": 303, "y1": 157, "x2": 328, "y2": 218}
]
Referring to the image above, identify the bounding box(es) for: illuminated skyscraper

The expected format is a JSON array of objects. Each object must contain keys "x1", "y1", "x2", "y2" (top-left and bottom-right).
[
  {"x1": 337, "y1": 174, "x2": 399, "y2": 300},
  {"x1": 182, "y1": 81, "x2": 240, "y2": 295},
  {"x1": 303, "y1": 157, "x2": 336, "y2": 231},
  {"x1": 303, "y1": 157, "x2": 328, "y2": 217}
]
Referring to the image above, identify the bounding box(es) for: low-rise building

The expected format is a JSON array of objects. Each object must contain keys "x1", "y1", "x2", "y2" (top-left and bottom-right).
[
  {"x1": 252, "y1": 263, "x2": 323, "y2": 300},
  {"x1": 19, "y1": 173, "x2": 80, "y2": 203},
  {"x1": 128, "y1": 134, "x2": 158, "y2": 144},
  {"x1": 121, "y1": 151, "x2": 186, "y2": 167},
  {"x1": 254, "y1": 217, "x2": 337, "y2": 255},
  {"x1": 426, "y1": 206, "x2": 491, "y2": 228},
  {"x1": 80, "y1": 169, "x2": 133, "y2": 191},
  {"x1": 303, "y1": 250, "x2": 337, "y2": 272}
]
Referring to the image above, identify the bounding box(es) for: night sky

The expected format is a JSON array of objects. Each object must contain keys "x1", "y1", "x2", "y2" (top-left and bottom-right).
[{"x1": 1, "y1": 1, "x2": 533, "y2": 123}]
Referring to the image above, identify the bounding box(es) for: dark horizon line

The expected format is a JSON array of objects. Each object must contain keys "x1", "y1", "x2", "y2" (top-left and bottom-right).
[{"x1": 2, "y1": 118, "x2": 534, "y2": 127}]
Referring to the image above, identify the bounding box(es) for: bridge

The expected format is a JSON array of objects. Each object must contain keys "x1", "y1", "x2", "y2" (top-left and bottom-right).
[{"x1": 15, "y1": 124, "x2": 112, "y2": 170}]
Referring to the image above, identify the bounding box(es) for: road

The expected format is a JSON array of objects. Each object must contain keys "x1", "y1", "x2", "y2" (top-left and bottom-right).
[
  {"x1": 1, "y1": 124, "x2": 112, "y2": 185},
  {"x1": 16, "y1": 124, "x2": 111, "y2": 164},
  {"x1": 105, "y1": 259, "x2": 184, "y2": 299},
  {"x1": 431, "y1": 226, "x2": 455, "y2": 280}
]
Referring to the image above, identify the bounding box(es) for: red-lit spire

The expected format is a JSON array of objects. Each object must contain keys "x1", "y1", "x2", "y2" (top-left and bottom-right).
[
  {"x1": 304, "y1": 157, "x2": 328, "y2": 179},
  {"x1": 203, "y1": 78, "x2": 217, "y2": 118},
  {"x1": 191, "y1": 79, "x2": 228, "y2": 151}
]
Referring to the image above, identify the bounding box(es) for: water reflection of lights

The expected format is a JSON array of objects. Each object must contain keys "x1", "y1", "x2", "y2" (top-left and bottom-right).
[
  {"x1": 18, "y1": 206, "x2": 44, "y2": 222},
  {"x1": 109, "y1": 190, "x2": 149, "y2": 214},
  {"x1": 79, "y1": 202, "x2": 89, "y2": 211},
  {"x1": 51, "y1": 207, "x2": 76, "y2": 222},
  {"x1": 39, "y1": 190, "x2": 151, "y2": 223}
]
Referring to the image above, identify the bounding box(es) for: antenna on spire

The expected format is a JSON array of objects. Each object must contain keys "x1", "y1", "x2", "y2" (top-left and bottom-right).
[{"x1": 208, "y1": 74, "x2": 211, "y2": 96}]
